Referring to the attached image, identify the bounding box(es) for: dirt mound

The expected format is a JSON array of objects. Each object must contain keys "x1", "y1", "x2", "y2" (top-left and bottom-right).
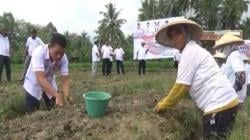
[{"x1": 2, "y1": 93, "x2": 201, "y2": 140}]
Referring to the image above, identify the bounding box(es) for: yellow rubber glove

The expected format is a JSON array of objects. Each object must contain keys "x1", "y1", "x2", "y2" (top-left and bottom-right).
[{"x1": 153, "y1": 83, "x2": 189, "y2": 113}]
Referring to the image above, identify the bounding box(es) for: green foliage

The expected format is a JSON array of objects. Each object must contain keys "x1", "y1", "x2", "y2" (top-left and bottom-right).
[
  {"x1": 240, "y1": 18, "x2": 250, "y2": 39},
  {"x1": 138, "y1": 0, "x2": 249, "y2": 35},
  {"x1": 0, "y1": 12, "x2": 93, "y2": 64},
  {"x1": 64, "y1": 31, "x2": 92, "y2": 63},
  {"x1": 96, "y1": 3, "x2": 127, "y2": 46},
  {"x1": 0, "y1": 94, "x2": 25, "y2": 121}
]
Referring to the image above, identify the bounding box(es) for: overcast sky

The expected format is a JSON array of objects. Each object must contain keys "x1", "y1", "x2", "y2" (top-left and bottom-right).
[
  {"x1": 1, "y1": 0, "x2": 250, "y2": 40},
  {"x1": 0, "y1": 0, "x2": 141, "y2": 39}
]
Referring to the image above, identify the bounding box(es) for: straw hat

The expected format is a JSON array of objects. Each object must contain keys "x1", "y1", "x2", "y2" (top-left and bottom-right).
[
  {"x1": 213, "y1": 32, "x2": 244, "y2": 50},
  {"x1": 213, "y1": 51, "x2": 226, "y2": 59},
  {"x1": 155, "y1": 18, "x2": 203, "y2": 47}
]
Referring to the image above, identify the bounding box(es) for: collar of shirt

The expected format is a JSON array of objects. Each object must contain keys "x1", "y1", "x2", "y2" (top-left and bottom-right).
[{"x1": 44, "y1": 45, "x2": 64, "y2": 69}]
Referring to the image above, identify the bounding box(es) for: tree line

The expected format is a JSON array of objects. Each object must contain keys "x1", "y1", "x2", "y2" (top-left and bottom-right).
[{"x1": 1, "y1": 0, "x2": 250, "y2": 63}]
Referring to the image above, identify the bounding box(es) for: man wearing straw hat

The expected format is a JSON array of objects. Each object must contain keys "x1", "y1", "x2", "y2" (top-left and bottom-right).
[
  {"x1": 153, "y1": 18, "x2": 239, "y2": 139},
  {"x1": 213, "y1": 51, "x2": 226, "y2": 72},
  {"x1": 213, "y1": 33, "x2": 247, "y2": 105},
  {"x1": 0, "y1": 24, "x2": 11, "y2": 82}
]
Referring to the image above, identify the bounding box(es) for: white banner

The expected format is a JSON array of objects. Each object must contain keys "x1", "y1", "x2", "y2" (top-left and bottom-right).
[
  {"x1": 239, "y1": 40, "x2": 250, "y2": 59},
  {"x1": 133, "y1": 17, "x2": 183, "y2": 60}
]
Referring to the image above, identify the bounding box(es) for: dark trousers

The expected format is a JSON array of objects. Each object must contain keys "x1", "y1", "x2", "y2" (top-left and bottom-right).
[
  {"x1": 108, "y1": 61, "x2": 112, "y2": 75},
  {"x1": 247, "y1": 84, "x2": 250, "y2": 96},
  {"x1": 138, "y1": 60, "x2": 146, "y2": 75},
  {"x1": 0, "y1": 55, "x2": 11, "y2": 81},
  {"x1": 174, "y1": 61, "x2": 178, "y2": 69},
  {"x1": 25, "y1": 91, "x2": 55, "y2": 112},
  {"x1": 116, "y1": 60, "x2": 125, "y2": 74},
  {"x1": 102, "y1": 58, "x2": 110, "y2": 76},
  {"x1": 203, "y1": 105, "x2": 238, "y2": 140},
  {"x1": 21, "y1": 55, "x2": 31, "y2": 81}
]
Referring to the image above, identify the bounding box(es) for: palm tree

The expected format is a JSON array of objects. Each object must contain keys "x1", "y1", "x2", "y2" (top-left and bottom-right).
[
  {"x1": 194, "y1": 0, "x2": 222, "y2": 30},
  {"x1": 221, "y1": 0, "x2": 248, "y2": 29},
  {"x1": 138, "y1": 0, "x2": 158, "y2": 20},
  {"x1": 240, "y1": 18, "x2": 250, "y2": 39},
  {"x1": 96, "y1": 2, "x2": 127, "y2": 46},
  {"x1": 194, "y1": 0, "x2": 248, "y2": 30},
  {"x1": 138, "y1": 0, "x2": 198, "y2": 21}
]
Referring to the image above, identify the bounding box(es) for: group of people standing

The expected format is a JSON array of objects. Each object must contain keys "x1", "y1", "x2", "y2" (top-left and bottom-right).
[
  {"x1": 92, "y1": 40, "x2": 150, "y2": 77},
  {"x1": 92, "y1": 41, "x2": 125, "y2": 77}
]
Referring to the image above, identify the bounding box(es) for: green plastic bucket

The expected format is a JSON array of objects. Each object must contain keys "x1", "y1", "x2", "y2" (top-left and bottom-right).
[{"x1": 83, "y1": 91, "x2": 112, "y2": 118}]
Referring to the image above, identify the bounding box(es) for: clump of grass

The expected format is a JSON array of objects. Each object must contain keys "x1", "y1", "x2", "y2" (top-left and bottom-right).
[
  {"x1": 0, "y1": 94, "x2": 25, "y2": 120},
  {"x1": 229, "y1": 110, "x2": 249, "y2": 140}
]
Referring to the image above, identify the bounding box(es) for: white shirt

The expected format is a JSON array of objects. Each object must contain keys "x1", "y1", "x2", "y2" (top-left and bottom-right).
[
  {"x1": 92, "y1": 45, "x2": 100, "y2": 62},
  {"x1": 26, "y1": 37, "x2": 44, "y2": 56},
  {"x1": 0, "y1": 34, "x2": 10, "y2": 57},
  {"x1": 220, "y1": 63, "x2": 226, "y2": 75},
  {"x1": 145, "y1": 27, "x2": 153, "y2": 34},
  {"x1": 177, "y1": 41, "x2": 238, "y2": 113},
  {"x1": 114, "y1": 48, "x2": 125, "y2": 61},
  {"x1": 133, "y1": 28, "x2": 144, "y2": 60},
  {"x1": 136, "y1": 46, "x2": 147, "y2": 60},
  {"x1": 174, "y1": 52, "x2": 181, "y2": 62},
  {"x1": 246, "y1": 63, "x2": 250, "y2": 84},
  {"x1": 23, "y1": 44, "x2": 69, "y2": 100},
  {"x1": 133, "y1": 28, "x2": 144, "y2": 39},
  {"x1": 101, "y1": 45, "x2": 111, "y2": 59},
  {"x1": 223, "y1": 51, "x2": 247, "y2": 103},
  {"x1": 108, "y1": 46, "x2": 114, "y2": 61}
]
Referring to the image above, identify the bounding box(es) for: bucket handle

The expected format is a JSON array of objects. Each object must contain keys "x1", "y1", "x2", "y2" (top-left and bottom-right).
[{"x1": 83, "y1": 93, "x2": 99, "y2": 100}]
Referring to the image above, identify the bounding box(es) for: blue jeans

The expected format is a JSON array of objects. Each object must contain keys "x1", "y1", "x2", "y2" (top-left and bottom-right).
[{"x1": 25, "y1": 91, "x2": 55, "y2": 112}]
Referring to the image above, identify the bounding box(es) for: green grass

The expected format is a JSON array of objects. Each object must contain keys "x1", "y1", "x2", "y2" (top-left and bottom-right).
[
  {"x1": 229, "y1": 98, "x2": 250, "y2": 140},
  {"x1": 12, "y1": 60, "x2": 175, "y2": 71}
]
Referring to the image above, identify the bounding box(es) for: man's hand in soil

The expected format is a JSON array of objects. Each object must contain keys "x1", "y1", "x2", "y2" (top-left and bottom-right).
[
  {"x1": 64, "y1": 95, "x2": 73, "y2": 104},
  {"x1": 55, "y1": 94, "x2": 63, "y2": 107}
]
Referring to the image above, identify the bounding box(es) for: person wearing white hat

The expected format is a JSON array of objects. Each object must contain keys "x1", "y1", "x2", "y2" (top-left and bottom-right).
[
  {"x1": 245, "y1": 61, "x2": 250, "y2": 96},
  {"x1": 213, "y1": 51, "x2": 226, "y2": 74},
  {"x1": 241, "y1": 54, "x2": 250, "y2": 96},
  {"x1": 153, "y1": 18, "x2": 239, "y2": 139},
  {"x1": 213, "y1": 33, "x2": 247, "y2": 105},
  {"x1": 213, "y1": 51, "x2": 226, "y2": 67}
]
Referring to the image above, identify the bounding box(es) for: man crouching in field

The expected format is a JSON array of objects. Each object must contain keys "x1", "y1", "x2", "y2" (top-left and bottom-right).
[{"x1": 23, "y1": 33, "x2": 71, "y2": 112}]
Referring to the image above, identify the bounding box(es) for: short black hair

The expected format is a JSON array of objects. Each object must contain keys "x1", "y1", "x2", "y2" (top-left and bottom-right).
[
  {"x1": 94, "y1": 40, "x2": 98, "y2": 45},
  {"x1": 31, "y1": 29, "x2": 37, "y2": 34},
  {"x1": 50, "y1": 33, "x2": 67, "y2": 48}
]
